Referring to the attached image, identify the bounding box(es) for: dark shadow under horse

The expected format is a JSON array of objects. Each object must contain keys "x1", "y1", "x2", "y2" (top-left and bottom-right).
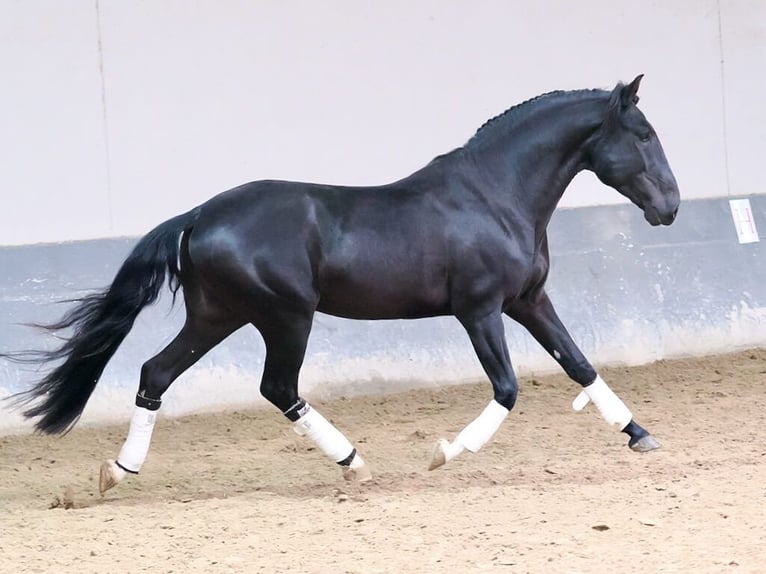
[{"x1": 9, "y1": 75, "x2": 679, "y2": 490}]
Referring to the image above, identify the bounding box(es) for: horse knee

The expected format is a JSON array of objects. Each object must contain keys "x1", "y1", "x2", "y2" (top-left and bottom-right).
[
  {"x1": 493, "y1": 380, "x2": 518, "y2": 410},
  {"x1": 563, "y1": 360, "x2": 597, "y2": 386}
]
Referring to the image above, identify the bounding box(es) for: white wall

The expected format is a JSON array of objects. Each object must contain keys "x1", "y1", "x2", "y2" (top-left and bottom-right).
[{"x1": 1, "y1": 0, "x2": 763, "y2": 245}]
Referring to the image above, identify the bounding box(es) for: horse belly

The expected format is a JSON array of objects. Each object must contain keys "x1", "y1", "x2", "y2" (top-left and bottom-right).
[{"x1": 316, "y1": 256, "x2": 450, "y2": 320}]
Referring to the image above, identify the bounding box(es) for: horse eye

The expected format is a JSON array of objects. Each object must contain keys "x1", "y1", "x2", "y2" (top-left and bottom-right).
[{"x1": 639, "y1": 133, "x2": 651, "y2": 143}]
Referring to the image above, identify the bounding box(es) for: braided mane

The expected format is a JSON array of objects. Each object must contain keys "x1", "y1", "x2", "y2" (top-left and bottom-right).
[{"x1": 467, "y1": 88, "x2": 607, "y2": 146}]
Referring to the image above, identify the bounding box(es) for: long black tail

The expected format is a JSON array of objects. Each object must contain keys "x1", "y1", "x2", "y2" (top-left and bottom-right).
[{"x1": 7, "y1": 208, "x2": 200, "y2": 434}]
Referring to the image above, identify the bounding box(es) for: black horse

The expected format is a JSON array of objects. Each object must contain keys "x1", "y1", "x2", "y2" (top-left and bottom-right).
[{"x1": 10, "y1": 76, "x2": 679, "y2": 491}]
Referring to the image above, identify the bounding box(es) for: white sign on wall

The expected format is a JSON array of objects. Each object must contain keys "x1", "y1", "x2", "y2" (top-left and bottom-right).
[{"x1": 729, "y1": 198, "x2": 760, "y2": 244}]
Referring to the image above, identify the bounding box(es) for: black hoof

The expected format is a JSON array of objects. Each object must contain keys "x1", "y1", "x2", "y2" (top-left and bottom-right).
[{"x1": 629, "y1": 435, "x2": 661, "y2": 452}]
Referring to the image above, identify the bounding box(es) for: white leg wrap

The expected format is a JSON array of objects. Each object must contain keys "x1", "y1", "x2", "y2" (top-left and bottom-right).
[
  {"x1": 116, "y1": 406, "x2": 158, "y2": 473},
  {"x1": 456, "y1": 400, "x2": 509, "y2": 452},
  {"x1": 439, "y1": 439, "x2": 466, "y2": 464},
  {"x1": 293, "y1": 404, "x2": 356, "y2": 464},
  {"x1": 430, "y1": 400, "x2": 509, "y2": 470},
  {"x1": 572, "y1": 375, "x2": 632, "y2": 429}
]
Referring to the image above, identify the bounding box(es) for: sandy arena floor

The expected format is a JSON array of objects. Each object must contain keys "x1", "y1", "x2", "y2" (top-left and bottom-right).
[{"x1": 1, "y1": 349, "x2": 765, "y2": 573}]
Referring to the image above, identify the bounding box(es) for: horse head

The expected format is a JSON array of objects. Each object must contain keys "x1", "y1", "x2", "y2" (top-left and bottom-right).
[{"x1": 588, "y1": 75, "x2": 680, "y2": 226}]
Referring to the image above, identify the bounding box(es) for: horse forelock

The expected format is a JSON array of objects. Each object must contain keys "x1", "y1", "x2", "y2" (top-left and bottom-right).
[{"x1": 467, "y1": 88, "x2": 609, "y2": 146}]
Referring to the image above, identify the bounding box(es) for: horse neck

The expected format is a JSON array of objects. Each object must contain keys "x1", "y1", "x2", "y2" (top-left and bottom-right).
[{"x1": 465, "y1": 96, "x2": 607, "y2": 228}]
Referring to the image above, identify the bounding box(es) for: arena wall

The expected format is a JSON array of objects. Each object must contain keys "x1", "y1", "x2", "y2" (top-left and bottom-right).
[{"x1": 1, "y1": 2, "x2": 764, "y2": 431}]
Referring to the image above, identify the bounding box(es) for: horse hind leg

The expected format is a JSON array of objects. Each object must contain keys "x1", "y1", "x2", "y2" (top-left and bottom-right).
[
  {"x1": 99, "y1": 313, "x2": 242, "y2": 495},
  {"x1": 257, "y1": 310, "x2": 372, "y2": 482}
]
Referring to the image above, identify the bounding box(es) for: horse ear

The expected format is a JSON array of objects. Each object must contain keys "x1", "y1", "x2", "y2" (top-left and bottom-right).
[
  {"x1": 604, "y1": 75, "x2": 643, "y2": 125},
  {"x1": 620, "y1": 74, "x2": 643, "y2": 107}
]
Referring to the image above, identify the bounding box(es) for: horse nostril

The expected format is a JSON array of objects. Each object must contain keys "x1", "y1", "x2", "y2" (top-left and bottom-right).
[{"x1": 664, "y1": 205, "x2": 679, "y2": 225}]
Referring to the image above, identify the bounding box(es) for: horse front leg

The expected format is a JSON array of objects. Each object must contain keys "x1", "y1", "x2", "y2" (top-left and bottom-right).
[
  {"x1": 429, "y1": 310, "x2": 516, "y2": 470},
  {"x1": 505, "y1": 291, "x2": 660, "y2": 452}
]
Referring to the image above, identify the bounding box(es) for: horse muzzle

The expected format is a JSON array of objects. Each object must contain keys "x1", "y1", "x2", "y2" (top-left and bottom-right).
[
  {"x1": 643, "y1": 202, "x2": 679, "y2": 226},
  {"x1": 638, "y1": 176, "x2": 680, "y2": 226}
]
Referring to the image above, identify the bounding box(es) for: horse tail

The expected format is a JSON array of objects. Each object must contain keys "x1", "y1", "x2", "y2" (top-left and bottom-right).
[{"x1": 8, "y1": 208, "x2": 201, "y2": 434}]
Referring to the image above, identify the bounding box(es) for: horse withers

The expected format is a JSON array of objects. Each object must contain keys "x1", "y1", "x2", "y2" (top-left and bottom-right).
[{"x1": 8, "y1": 75, "x2": 679, "y2": 493}]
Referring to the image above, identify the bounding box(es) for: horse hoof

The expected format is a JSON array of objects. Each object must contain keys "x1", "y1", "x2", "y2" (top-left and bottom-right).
[
  {"x1": 99, "y1": 459, "x2": 126, "y2": 495},
  {"x1": 342, "y1": 464, "x2": 373, "y2": 483},
  {"x1": 629, "y1": 435, "x2": 661, "y2": 452},
  {"x1": 428, "y1": 438, "x2": 449, "y2": 471}
]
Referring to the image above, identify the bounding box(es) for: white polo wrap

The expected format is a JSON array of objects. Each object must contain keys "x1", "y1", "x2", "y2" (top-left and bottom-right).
[
  {"x1": 117, "y1": 405, "x2": 158, "y2": 473},
  {"x1": 293, "y1": 404, "x2": 355, "y2": 463},
  {"x1": 456, "y1": 400, "x2": 509, "y2": 452},
  {"x1": 572, "y1": 375, "x2": 632, "y2": 429}
]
